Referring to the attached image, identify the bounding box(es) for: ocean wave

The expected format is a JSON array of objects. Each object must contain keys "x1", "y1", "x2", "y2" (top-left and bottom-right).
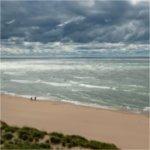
[
  {"x1": 0, "y1": 91, "x2": 33, "y2": 99},
  {"x1": 74, "y1": 76, "x2": 95, "y2": 79},
  {"x1": 41, "y1": 81, "x2": 71, "y2": 87},
  {"x1": 128, "y1": 84, "x2": 144, "y2": 88},
  {"x1": 1, "y1": 61, "x2": 95, "y2": 71},
  {"x1": 143, "y1": 107, "x2": 150, "y2": 112},
  {"x1": 3, "y1": 71, "x2": 25, "y2": 76},
  {"x1": 11, "y1": 79, "x2": 118, "y2": 90},
  {"x1": 79, "y1": 83, "x2": 116, "y2": 90},
  {"x1": 11, "y1": 79, "x2": 33, "y2": 84},
  {"x1": 0, "y1": 90, "x2": 116, "y2": 110},
  {"x1": 11, "y1": 79, "x2": 71, "y2": 87},
  {"x1": 58, "y1": 99, "x2": 145, "y2": 114},
  {"x1": 69, "y1": 81, "x2": 117, "y2": 90},
  {"x1": 1, "y1": 91, "x2": 147, "y2": 114},
  {"x1": 61, "y1": 99, "x2": 116, "y2": 110},
  {"x1": 71, "y1": 89, "x2": 80, "y2": 92},
  {"x1": 69, "y1": 81, "x2": 79, "y2": 84},
  {"x1": 120, "y1": 106, "x2": 141, "y2": 114},
  {"x1": 2, "y1": 60, "x2": 140, "y2": 73},
  {"x1": 123, "y1": 89, "x2": 134, "y2": 92}
]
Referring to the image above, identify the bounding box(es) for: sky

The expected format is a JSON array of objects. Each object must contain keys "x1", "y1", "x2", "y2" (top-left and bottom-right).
[{"x1": 1, "y1": 0, "x2": 149, "y2": 57}]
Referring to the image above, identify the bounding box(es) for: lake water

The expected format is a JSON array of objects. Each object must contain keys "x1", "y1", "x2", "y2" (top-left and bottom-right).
[{"x1": 1, "y1": 58, "x2": 149, "y2": 113}]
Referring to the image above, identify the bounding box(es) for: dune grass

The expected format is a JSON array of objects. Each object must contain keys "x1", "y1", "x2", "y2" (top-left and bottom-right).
[{"x1": 0, "y1": 121, "x2": 119, "y2": 149}]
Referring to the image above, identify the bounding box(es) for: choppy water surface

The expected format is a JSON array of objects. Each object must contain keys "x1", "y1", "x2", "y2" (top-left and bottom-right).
[{"x1": 1, "y1": 58, "x2": 149, "y2": 113}]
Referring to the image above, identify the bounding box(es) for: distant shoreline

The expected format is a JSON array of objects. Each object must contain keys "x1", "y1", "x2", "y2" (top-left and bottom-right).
[{"x1": 1, "y1": 56, "x2": 149, "y2": 60}]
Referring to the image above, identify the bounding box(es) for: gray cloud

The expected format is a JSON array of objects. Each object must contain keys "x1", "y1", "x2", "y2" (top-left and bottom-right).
[{"x1": 1, "y1": 0, "x2": 149, "y2": 43}]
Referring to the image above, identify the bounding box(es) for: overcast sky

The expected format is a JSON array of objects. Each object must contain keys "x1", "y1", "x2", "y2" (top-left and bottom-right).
[{"x1": 1, "y1": 0, "x2": 149, "y2": 57}]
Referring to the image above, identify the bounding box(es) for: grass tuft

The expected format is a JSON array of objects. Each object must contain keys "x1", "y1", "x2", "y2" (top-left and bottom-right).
[{"x1": 2, "y1": 132, "x2": 13, "y2": 141}]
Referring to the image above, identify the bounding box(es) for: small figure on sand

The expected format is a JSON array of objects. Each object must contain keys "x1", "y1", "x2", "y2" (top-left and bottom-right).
[{"x1": 30, "y1": 97, "x2": 37, "y2": 101}]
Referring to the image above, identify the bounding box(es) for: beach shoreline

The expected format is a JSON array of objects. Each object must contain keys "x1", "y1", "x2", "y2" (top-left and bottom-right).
[{"x1": 1, "y1": 94, "x2": 149, "y2": 149}]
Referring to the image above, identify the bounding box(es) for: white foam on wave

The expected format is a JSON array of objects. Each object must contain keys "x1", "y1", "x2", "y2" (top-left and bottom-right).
[
  {"x1": 120, "y1": 105, "x2": 141, "y2": 114},
  {"x1": 1, "y1": 61, "x2": 94, "y2": 72},
  {"x1": 11, "y1": 79, "x2": 71, "y2": 87},
  {"x1": 0, "y1": 91, "x2": 33, "y2": 99},
  {"x1": 60, "y1": 99, "x2": 143, "y2": 114},
  {"x1": 11, "y1": 79, "x2": 33, "y2": 84},
  {"x1": 74, "y1": 76, "x2": 95, "y2": 79},
  {"x1": 123, "y1": 89, "x2": 133, "y2": 92},
  {"x1": 71, "y1": 89, "x2": 81, "y2": 92},
  {"x1": 1, "y1": 59, "x2": 130, "y2": 73},
  {"x1": 69, "y1": 80, "x2": 118, "y2": 90},
  {"x1": 3, "y1": 71, "x2": 25, "y2": 76},
  {"x1": 80, "y1": 83, "x2": 107, "y2": 89},
  {"x1": 143, "y1": 107, "x2": 150, "y2": 112},
  {"x1": 41, "y1": 81, "x2": 71, "y2": 87},
  {"x1": 79, "y1": 83, "x2": 116, "y2": 90},
  {"x1": 11, "y1": 79, "x2": 118, "y2": 90},
  {"x1": 1, "y1": 90, "x2": 115, "y2": 111},
  {"x1": 128, "y1": 84, "x2": 144, "y2": 88},
  {"x1": 1, "y1": 91, "x2": 146, "y2": 114},
  {"x1": 61, "y1": 99, "x2": 116, "y2": 110},
  {"x1": 69, "y1": 81, "x2": 79, "y2": 84}
]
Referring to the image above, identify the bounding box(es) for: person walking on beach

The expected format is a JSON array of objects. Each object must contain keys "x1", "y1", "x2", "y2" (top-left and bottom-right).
[{"x1": 34, "y1": 97, "x2": 37, "y2": 101}]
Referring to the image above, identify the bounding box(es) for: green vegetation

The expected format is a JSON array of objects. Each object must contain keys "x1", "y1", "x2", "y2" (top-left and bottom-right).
[
  {"x1": 18, "y1": 126, "x2": 46, "y2": 142},
  {"x1": 0, "y1": 121, "x2": 119, "y2": 149},
  {"x1": 2, "y1": 132, "x2": 13, "y2": 141}
]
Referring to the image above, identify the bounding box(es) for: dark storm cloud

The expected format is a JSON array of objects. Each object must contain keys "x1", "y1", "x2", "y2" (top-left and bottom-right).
[{"x1": 1, "y1": 0, "x2": 149, "y2": 43}]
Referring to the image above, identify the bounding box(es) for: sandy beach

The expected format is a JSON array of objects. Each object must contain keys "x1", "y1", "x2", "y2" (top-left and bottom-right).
[{"x1": 0, "y1": 94, "x2": 149, "y2": 149}]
